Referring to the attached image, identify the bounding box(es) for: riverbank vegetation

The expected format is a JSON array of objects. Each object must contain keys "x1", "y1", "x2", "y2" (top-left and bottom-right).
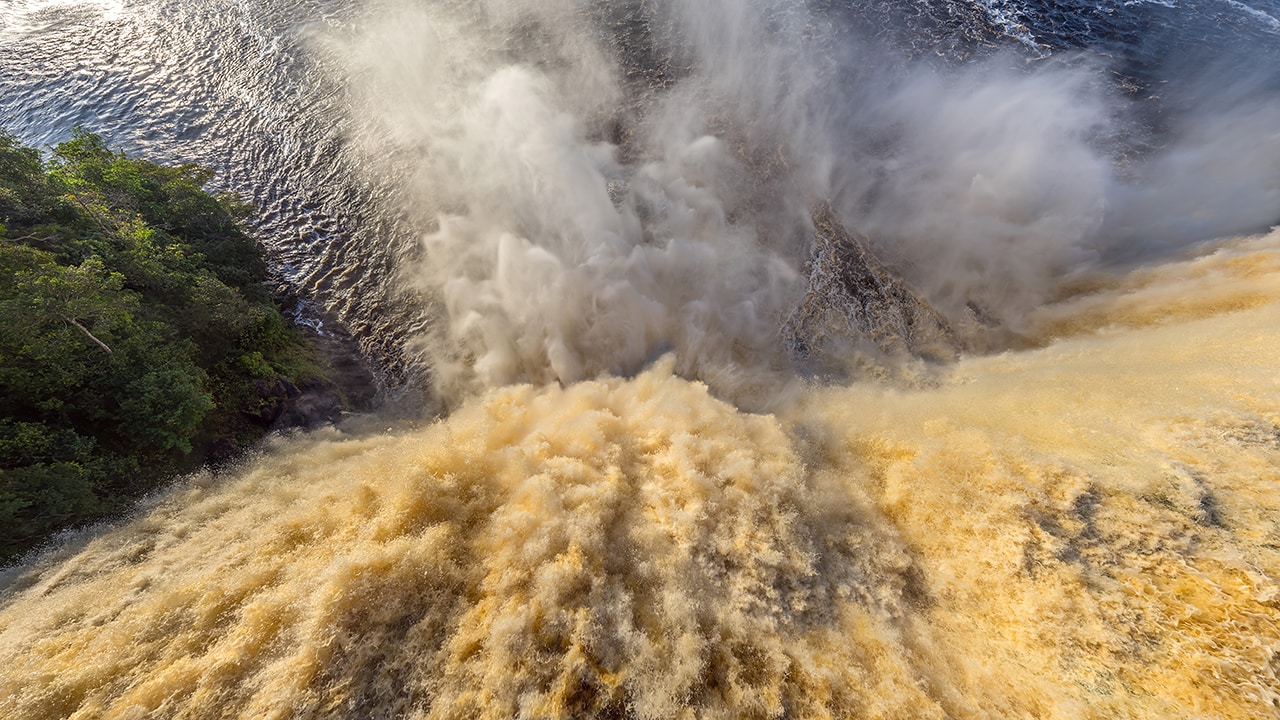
[{"x1": 0, "y1": 130, "x2": 335, "y2": 564}]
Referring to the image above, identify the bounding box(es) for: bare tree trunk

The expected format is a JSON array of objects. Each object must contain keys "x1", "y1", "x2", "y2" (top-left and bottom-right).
[
  {"x1": 65, "y1": 191, "x2": 117, "y2": 239},
  {"x1": 62, "y1": 315, "x2": 113, "y2": 355}
]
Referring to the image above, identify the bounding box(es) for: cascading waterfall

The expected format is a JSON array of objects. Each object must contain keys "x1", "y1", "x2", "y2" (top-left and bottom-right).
[
  {"x1": 2, "y1": 0, "x2": 1280, "y2": 717},
  {"x1": 2, "y1": 233, "x2": 1279, "y2": 719}
]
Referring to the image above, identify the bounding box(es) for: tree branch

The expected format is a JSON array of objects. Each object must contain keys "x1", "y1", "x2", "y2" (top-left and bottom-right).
[
  {"x1": 65, "y1": 191, "x2": 117, "y2": 239},
  {"x1": 61, "y1": 315, "x2": 113, "y2": 355}
]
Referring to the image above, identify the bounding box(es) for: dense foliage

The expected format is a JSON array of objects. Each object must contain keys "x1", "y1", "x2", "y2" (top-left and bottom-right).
[{"x1": 1, "y1": 130, "x2": 327, "y2": 563}]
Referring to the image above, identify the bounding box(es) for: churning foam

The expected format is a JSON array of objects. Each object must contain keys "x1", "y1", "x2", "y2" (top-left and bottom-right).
[{"x1": 2, "y1": 231, "x2": 1278, "y2": 718}]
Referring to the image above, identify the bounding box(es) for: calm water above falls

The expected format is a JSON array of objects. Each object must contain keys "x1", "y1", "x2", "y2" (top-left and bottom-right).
[{"x1": 2, "y1": 1, "x2": 1280, "y2": 717}]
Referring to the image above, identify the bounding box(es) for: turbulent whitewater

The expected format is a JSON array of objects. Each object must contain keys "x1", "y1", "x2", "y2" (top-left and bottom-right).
[
  {"x1": 3, "y1": 235, "x2": 1279, "y2": 718},
  {"x1": 3, "y1": 0, "x2": 1280, "y2": 717}
]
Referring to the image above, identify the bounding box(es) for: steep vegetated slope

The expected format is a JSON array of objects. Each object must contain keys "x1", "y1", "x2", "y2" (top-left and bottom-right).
[{"x1": 0, "y1": 130, "x2": 339, "y2": 563}]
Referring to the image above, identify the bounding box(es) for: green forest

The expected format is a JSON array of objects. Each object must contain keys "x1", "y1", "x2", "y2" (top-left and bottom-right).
[{"x1": 0, "y1": 130, "x2": 332, "y2": 564}]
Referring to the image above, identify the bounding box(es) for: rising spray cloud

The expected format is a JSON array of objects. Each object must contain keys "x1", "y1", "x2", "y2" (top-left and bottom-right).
[{"x1": 333, "y1": 0, "x2": 1280, "y2": 401}]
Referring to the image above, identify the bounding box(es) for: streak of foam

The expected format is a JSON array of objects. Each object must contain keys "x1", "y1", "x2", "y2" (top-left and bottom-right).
[
  {"x1": 1222, "y1": 0, "x2": 1280, "y2": 33},
  {"x1": 966, "y1": 0, "x2": 1045, "y2": 52},
  {"x1": 0, "y1": 0, "x2": 125, "y2": 34},
  {"x1": 2, "y1": 231, "x2": 1279, "y2": 718}
]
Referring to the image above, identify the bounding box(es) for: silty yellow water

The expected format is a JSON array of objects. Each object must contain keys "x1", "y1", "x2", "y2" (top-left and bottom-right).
[{"x1": 2, "y1": 232, "x2": 1278, "y2": 718}]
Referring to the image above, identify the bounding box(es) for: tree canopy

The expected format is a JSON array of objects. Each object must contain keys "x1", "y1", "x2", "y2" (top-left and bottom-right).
[{"x1": 0, "y1": 130, "x2": 329, "y2": 563}]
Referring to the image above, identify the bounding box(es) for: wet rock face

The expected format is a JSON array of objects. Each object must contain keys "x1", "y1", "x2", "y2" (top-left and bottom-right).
[
  {"x1": 242, "y1": 377, "x2": 344, "y2": 430},
  {"x1": 243, "y1": 378, "x2": 298, "y2": 426},
  {"x1": 274, "y1": 377, "x2": 345, "y2": 430},
  {"x1": 784, "y1": 201, "x2": 959, "y2": 365},
  {"x1": 206, "y1": 437, "x2": 237, "y2": 464}
]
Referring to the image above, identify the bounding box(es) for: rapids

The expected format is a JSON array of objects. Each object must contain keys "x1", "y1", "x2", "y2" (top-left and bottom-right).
[
  {"x1": 2, "y1": 230, "x2": 1279, "y2": 719},
  {"x1": 4, "y1": 0, "x2": 1280, "y2": 717}
]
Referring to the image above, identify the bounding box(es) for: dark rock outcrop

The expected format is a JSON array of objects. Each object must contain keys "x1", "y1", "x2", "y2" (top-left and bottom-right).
[
  {"x1": 242, "y1": 377, "x2": 297, "y2": 425},
  {"x1": 241, "y1": 375, "x2": 348, "y2": 430},
  {"x1": 273, "y1": 377, "x2": 345, "y2": 430},
  {"x1": 784, "y1": 201, "x2": 959, "y2": 364}
]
